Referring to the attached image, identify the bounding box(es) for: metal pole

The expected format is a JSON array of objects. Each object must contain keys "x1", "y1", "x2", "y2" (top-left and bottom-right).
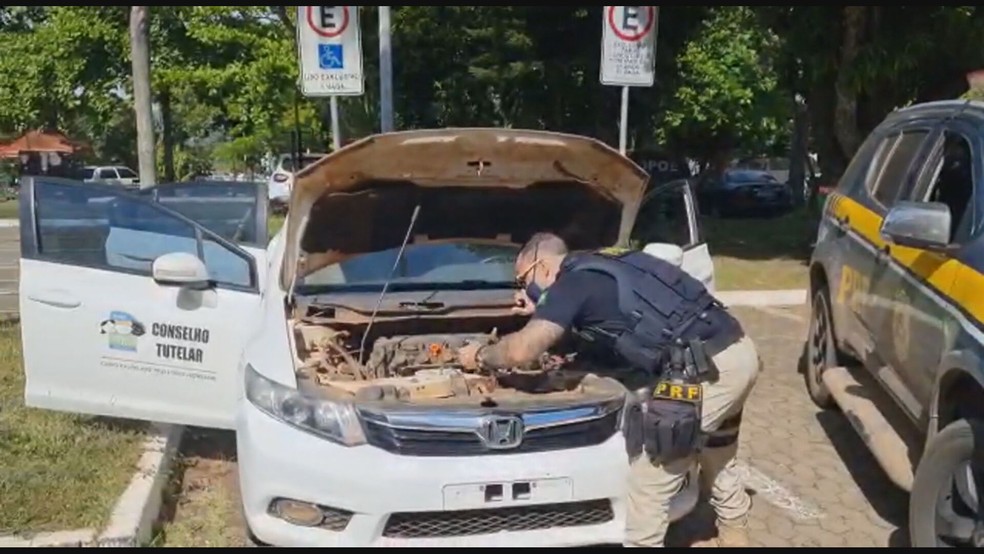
[
  {"x1": 619, "y1": 86, "x2": 629, "y2": 155},
  {"x1": 330, "y1": 96, "x2": 342, "y2": 150},
  {"x1": 379, "y1": 6, "x2": 394, "y2": 132},
  {"x1": 293, "y1": 85, "x2": 301, "y2": 169}
]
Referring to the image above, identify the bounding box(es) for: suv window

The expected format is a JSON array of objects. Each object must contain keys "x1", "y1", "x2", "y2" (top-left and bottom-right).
[
  {"x1": 116, "y1": 167, "x2": 137, "y2": 179},
  {"x1": 912, "y1": 131, "x2": 975, "y2": 243},
  {"x1": 866, "y1": 130, "x2": 929, "y2": 208},
  {"x1": 96, "y1": 168, "x2": 116, "y2": 179}
]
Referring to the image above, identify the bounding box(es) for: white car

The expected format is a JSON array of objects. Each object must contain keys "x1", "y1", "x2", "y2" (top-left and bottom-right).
[
  {"x1": 268, "y1": 153, "x2": 327, "y2": 203},
  {"x1": 19, "y1": 129, "x2": 716, "y2": 547},
  {"x1": 81, "y1": 165, "x2": 140, "y2": 188}
]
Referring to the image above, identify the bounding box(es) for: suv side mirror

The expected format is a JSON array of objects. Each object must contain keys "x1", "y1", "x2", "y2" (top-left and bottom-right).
[
  {"x1": 880, "y1": 201, "x2": 952, "y2": 252},
  {"x1": 152, "y1": 252, "x2": 211, "y2": 290}
]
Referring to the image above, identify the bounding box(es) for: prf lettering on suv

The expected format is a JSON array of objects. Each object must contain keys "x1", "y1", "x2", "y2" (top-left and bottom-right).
[{"x1": 807, "y1": 99, "x2": 984, "y2": 548}]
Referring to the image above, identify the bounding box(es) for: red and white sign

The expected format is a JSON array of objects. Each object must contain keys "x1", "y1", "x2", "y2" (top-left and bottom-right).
[
  {"x1": 600, "y1": 6, "x2": 658, "y2": 87},
  {"x1": 296, "y1": 6, "x2": 364, "y2": 97}
]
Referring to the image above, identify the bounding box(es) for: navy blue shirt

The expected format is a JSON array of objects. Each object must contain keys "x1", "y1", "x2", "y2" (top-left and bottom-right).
[{"x1": 532, "y1": 270, "x2": 624, "y2": 332}]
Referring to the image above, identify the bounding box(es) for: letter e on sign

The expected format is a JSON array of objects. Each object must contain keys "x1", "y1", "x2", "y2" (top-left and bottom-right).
[
  {"x1": 600, "y1": 6, "x2": 658, "y2": 88},
  {"x1": 296, "y1": 6, "x2": 365, "y2": 97}
]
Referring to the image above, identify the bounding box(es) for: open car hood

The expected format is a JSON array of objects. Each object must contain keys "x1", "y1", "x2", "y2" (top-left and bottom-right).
[{"x1": 282, "y1": 128, "x2": 649, "y2": 289}]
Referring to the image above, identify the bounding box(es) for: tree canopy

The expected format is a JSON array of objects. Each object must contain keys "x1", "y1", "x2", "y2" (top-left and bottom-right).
[{"x1": 0, "y1": 6, "x2": 981, "y2": 180}]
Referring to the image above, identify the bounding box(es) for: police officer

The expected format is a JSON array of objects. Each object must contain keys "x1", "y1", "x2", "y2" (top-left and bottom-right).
[{"x1": 457, "y1": 232, "x2": 761, "y2": 548}]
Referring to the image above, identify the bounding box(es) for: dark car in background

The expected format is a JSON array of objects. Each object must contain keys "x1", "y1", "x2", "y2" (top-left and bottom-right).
[{"x1": 695, "y1": 169, "x2": 793, "y2": 217}]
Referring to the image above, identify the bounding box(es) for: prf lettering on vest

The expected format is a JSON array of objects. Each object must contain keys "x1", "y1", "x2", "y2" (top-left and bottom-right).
[
  {"x1": 836, "y1": 265, "x2": 870, "y2": 315},
  {"x1": 655, "y1": 382, "x2": 702, "y2": 401}
]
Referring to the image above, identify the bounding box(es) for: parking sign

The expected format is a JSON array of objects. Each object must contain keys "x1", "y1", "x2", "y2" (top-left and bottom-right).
[{"x1": 297, "y1": 6, "x2": 364, "y2": 96}]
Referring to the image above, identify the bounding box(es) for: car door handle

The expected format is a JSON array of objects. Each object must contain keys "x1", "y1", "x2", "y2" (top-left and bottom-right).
[{"x1": 28, "y1": 291, "x2": 81, "y2": 309}]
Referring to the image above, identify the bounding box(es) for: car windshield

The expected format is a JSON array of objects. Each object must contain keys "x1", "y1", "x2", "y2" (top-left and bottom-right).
[
  {"x1": 80, "y1": 168, "x2": 95, "y2": 179},
  {"x1": 726, "y1": 170, "x2": 775, "y2": 183},
  {"x1": 296, "y1": 242, "x2": 519, "y2": 293},
  {"x1": 281, "y1": 155, "x2": 323, "y2": 172},
  {"x1": 116, "y1": 167, "x2": 138, "y2": 178}
]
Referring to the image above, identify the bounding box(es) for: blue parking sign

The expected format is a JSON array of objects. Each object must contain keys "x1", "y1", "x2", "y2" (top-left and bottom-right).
[{"x1": 318, "y1": 44, "x2": 344, "y2": 70}]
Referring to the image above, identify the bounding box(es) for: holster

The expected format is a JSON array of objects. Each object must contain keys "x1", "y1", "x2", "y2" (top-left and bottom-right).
[
  {"x1": 642, "y1": 394, "x2": 702, "y2": 464},
  {"x1": 622, "y1": 398, "x2": 645, "y2": 461},
  {"x1": 639, "y1": 345, "x2": 704, "y2": 464}
]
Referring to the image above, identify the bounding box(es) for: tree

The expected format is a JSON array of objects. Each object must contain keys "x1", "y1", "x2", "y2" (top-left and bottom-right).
[
  {"x1": 130, "y1": 6, "x2": 156, "y2": 187},
  {"x1": 657, "y1": 7, "x2": 790, "y2": 172},
  {"x1": 758, "y1": 6, "x2": 984, "y2": 180}
]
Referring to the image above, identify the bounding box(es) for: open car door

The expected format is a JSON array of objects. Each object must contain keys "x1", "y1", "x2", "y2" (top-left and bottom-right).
[
  {"x1": 19, "y1": 177, "x2": 264, "y2": 429},
  {"x1": 632, "y1": 178, "x2": 716, "y2": 292},
  {"x1": 138, "y1": 180, "x2": 269, "y2": 283}
]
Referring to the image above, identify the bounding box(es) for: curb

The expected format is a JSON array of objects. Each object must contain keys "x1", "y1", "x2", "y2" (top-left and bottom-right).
[
  {"x1": 0, "y1": 423, "x2": 184, "y2": 547},
  {"x1": 97, "y1": 424, "x2": 184, "y2": 547},
  {"x1": 0, "y1": 219, "x2": 17, "y2": 228},
  {"x1": 716, "y1": 288, "x2": 807, "y2": 307}
]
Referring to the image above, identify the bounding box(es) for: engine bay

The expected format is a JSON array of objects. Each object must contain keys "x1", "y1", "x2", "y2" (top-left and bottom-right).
[{"x1": 291, "y1": 306, "x2": 623, "y2": 407}]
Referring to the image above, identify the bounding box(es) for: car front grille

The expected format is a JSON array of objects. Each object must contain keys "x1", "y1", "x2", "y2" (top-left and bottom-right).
[
  {"x1": 382, "y1": 499, "x2": 614, "y2": 539},
  {"x1": 362, "y1": 409, "x2": 620, "y2": 456}
]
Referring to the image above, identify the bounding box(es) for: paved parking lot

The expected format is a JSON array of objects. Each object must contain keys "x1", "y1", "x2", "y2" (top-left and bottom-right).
[{"x1": 157, "y1": 305, "x2": 912, "y2": 547}]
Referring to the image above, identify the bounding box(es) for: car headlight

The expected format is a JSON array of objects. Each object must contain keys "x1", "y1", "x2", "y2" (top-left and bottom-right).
[{"x1": 244, "y1": 364, "x2": 366, "y2": 446}]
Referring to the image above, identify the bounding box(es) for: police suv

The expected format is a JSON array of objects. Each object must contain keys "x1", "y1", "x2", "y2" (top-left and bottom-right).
[{"x1": 807, "y1": 99, "x2": 984, "y2": 547}]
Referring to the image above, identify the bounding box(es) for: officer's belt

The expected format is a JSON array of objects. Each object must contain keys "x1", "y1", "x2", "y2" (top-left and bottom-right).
[{"x1": 699, "y1": 323, "x2": 744, "y2": 360}]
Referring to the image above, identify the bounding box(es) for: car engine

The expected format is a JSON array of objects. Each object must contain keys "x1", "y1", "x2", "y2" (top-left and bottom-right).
[{"x1": 293, "y1": 321, "x2": 591, "y2": 405}]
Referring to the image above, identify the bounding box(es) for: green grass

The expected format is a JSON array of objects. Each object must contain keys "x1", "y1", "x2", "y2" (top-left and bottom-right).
[
  {"x1": 0, "y1": 200, "x2": 18, "y2": 219},
  {"x1": 0, "y1": 320, "x2": 146, "y2": 535},
  {"x1": 704, "y1": 208, "x2": 816, "y2": 291}
]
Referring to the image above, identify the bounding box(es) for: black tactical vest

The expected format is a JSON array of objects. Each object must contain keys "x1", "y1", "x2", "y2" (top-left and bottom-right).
[{"x1": 560, "y1": 248, "x2": 718, "y2": 374}]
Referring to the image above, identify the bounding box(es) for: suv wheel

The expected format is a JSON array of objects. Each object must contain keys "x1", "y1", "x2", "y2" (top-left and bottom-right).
[
  {"x1": 806, "y1": 287, "x2": 837, "y2": 408},
  {"x1": 910, "y1": 418, "x2": 984, "y2": 547}
]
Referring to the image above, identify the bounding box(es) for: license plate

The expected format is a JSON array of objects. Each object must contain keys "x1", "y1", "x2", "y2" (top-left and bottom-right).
[
  {"x1": 756, "y1": 190, "x2": 776, "y2": 199},
  {"x1": 653, "y1": 381, "x2": 702, "y2": 403},
  {"x1": 442, "y1": 478, "x2": 573, "y2": 510}
]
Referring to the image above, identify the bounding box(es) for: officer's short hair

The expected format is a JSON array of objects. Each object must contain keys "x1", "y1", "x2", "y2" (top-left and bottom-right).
[{"x1": 519, "y1": 232, "x2": 568, "y2": 261}]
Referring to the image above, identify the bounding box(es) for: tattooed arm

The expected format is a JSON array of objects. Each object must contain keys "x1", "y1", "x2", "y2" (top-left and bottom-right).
[{"x1": 479, "y1": 319, "x2": 567, "y2": 369}]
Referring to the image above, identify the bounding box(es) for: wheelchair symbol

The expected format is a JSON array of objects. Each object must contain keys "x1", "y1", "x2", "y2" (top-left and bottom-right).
[{"x1": 318, "y1": 44, "x2": 344, "y2": 70}]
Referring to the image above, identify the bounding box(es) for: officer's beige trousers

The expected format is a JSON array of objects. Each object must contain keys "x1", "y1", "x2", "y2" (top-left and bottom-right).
[{"x1": 623, "y1": 335, "x2": 762, "y2": 547}]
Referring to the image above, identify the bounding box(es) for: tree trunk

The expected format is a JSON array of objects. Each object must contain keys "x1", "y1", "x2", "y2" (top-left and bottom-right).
[
  {"x1": 160, "y1": 89, "x2": 175, "y2": 182},
  {"x1": 129, "y1": 6, "x2": 156, "y2": 188},
  {"x1": 833, "y1": 6, "x2": 866, "y2": 161}
]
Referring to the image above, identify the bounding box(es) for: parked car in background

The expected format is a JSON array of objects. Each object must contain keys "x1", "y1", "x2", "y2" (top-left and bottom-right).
[
  {"x1": 268, "y1": 152, "x2": 326, "y2": 208},
  {"x1": 81, "y1": 165, "x2": 140, "y2": 188},
  {"x1": 695, "y1": 169, "x2": 793, "y2": 217}
]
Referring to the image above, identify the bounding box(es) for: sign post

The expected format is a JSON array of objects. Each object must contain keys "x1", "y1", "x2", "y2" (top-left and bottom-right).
[
  {"x1": 600, "y1": 6, "x2": 659, "y2": 155},
  {"x1": 297, "y1": 6, "x2": 365, "y2": 150}
]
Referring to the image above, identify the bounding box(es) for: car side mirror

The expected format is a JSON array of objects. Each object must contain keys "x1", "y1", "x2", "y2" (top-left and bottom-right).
[
  {"x1": 152, "y1": 252, "x2": 211, "y2": 290},
  {"x1": 880, "y1": 201, "x2": 952, "y2": 252}
]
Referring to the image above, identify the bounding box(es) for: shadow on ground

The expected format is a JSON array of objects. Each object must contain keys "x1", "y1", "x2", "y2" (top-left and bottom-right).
[
  {"x1": 814, "y1": 410, "x2": 910, "y2": 546},
  {"x1": 790, "y1": 312, "x2": 910, "y2": 546}
]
